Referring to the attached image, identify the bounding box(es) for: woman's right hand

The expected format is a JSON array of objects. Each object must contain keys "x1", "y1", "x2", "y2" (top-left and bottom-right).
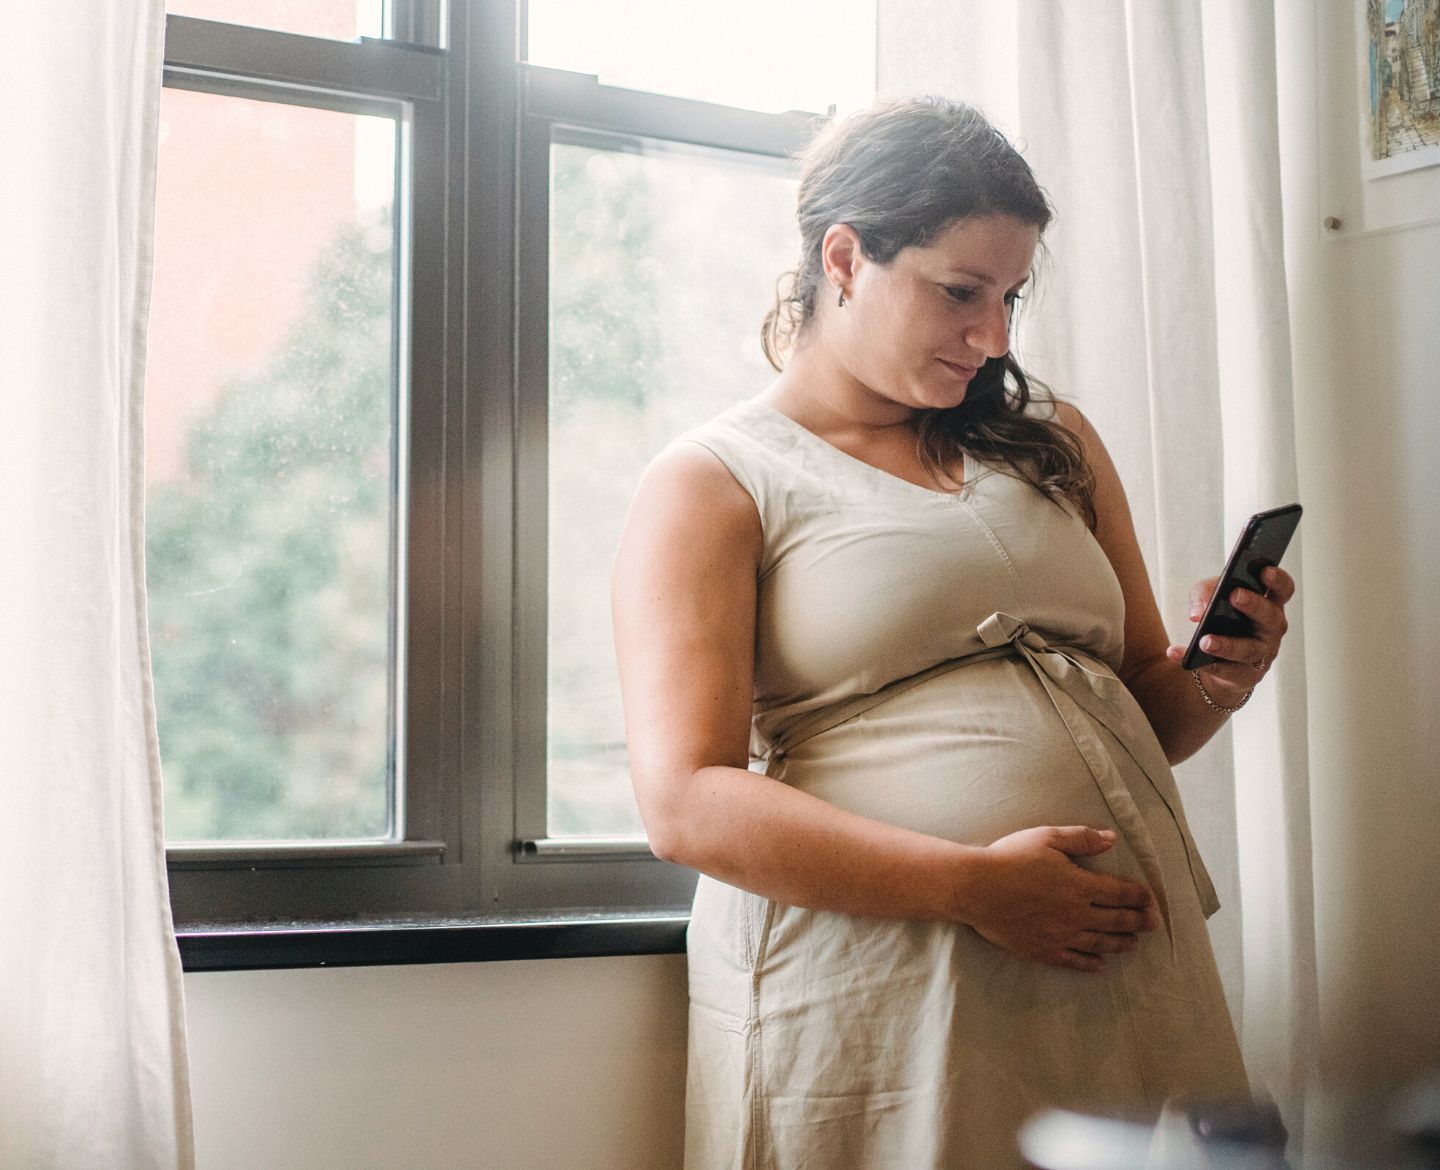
[{"x1": 961, "y1": 825, "x2": 1161, "y2": 973}]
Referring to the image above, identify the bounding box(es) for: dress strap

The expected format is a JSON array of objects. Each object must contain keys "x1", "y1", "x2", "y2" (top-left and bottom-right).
[{"x1": 760, "y1": 646, "x2": 1014, "y2": 774}]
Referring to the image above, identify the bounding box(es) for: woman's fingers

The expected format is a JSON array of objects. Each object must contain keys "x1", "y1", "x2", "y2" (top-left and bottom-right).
[
  {"x1": 1194, "y1": 631, "x2": 1269, "y2": 668},
  {"x1": 1059, "y1": 950, "x2": 1107, "y2": 974},
  {"x1": 1259, "y1": 565, "x2": 1296, "y2": 605},
  {"x1": 1228, "y1": 582, "x2": 1289, "y2": 640},
  {"x1": 975, "y1": 825, "x2": 1164, "y2": 973},
  {"x1": 1196, "y1": 603, "x2": 1283, "y2": 682},
  {"x1": 1074, "y1": 930, "x2": 1139, "y2": 955},
  {"x1": 1180, "y1": 565, "x2": 1295, "y2": 691},
  {"x1": 1087, "y1": 905, "x2": 1158, "y2": 935},
  {"x1": 1052, "y1": 932, "x2": 1139, "y2": 974},
  {"x1": 1083, "y1": 871, "x2": 1157, "y2": 914},
  {"x1": 1187, "y1": 577, "x2": 1221, "y2": 621},
  {"x1": 1043, "y1": 824, "x2": 1118, "y2": 858},
  {"x1": 1038, "y1": 935, "x2": 1140, "y2": 974}
]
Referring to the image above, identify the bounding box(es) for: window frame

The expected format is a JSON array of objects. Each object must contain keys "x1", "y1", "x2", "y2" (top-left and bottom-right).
[
  {"x1": 160, "y1": 3, "x2": 818, "y2": 968},
  {"x1": 161, "y1": 13, "x2": 461, "y2": 931}
]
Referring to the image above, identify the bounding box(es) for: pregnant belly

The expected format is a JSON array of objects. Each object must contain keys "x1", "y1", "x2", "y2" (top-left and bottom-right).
[{"x1": 774, "y1": 656, "x2": 1138, "y2": 854}]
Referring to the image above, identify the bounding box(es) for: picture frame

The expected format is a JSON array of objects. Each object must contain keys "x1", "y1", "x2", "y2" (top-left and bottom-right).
[{"x1": 1358, "y1": 0, "x2": 1440, "y2": 180}]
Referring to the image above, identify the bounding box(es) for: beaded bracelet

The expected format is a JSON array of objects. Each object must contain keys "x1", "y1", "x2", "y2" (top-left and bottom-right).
[{"x1": 1191, "y1": 669, "x2": 1252, "y2": 714}]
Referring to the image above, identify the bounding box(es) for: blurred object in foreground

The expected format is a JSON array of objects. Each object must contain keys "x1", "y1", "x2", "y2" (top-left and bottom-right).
[
  {"x1": 1392, "y1": 1069, "x2": 1440, "y2": 1169},
  {"x1": 1019, "y1": 1109, "x2": 1152, "y2": 1170},
  {"x1": 1020, "y1": 1097, "x2": 1289, "y2": 1170}
]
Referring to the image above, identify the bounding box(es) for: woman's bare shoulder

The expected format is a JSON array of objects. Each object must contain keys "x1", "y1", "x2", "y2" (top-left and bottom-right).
[
  {"x1": 1047, "y1": 399, "x2": 1111, "y2": 473},
  {"x1": 617, "y1": 440, "x2": 763, "y2": 572},
  {"x1": 1048, "y1": 398, "x2": 1088, "y2": 437}
]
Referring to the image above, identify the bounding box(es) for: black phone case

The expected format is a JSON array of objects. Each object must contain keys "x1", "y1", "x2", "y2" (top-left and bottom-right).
[{"x1": 1181, "y1": 504, "x2": 1302, "y2": 671}]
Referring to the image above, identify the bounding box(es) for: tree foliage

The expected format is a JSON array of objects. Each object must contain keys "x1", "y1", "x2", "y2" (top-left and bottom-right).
[{"x1": 148, "y1": 219, "x2": 394, "y2": 840}]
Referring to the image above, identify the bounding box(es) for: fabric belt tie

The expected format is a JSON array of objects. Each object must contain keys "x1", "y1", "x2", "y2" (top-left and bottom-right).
[{"x1": 760, "y1": 611, "x2": 1220, "y2": 962}]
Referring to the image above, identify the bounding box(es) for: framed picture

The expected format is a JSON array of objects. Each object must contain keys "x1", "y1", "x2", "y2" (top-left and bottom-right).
[{"x1": 1358, "y1": 0, "x2": 1440, "y2": 179}]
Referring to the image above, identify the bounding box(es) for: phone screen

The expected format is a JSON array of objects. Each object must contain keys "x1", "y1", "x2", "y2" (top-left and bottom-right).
[{"x1": 1182, "y1": 504, "x2": 1302, "y2": 671}]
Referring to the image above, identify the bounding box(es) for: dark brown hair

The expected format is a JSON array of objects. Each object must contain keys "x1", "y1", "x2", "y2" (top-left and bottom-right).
[{"x1": 762, "y1": 97, "x2": 1095, "y2": 527}]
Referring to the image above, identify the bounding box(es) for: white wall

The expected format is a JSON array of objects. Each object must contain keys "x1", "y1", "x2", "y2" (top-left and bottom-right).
[
  {"x1": 1278, "y1": 0, "x2": 1440, "y2": 1161},
  {"x1": 183, "y1": 955, "x2": 688, "y2": 1170}
]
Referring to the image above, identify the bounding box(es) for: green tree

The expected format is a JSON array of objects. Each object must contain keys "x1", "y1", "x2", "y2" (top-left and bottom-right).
[
  {"x1": 148, "y1": 219, "x2": 394, "y2": 840},
  {"x1": 548, "y1": 143, "x2": 662, "y2": 418},
  {"x1": 545, "y1": 142, "x2": 662, "y2": 836}
]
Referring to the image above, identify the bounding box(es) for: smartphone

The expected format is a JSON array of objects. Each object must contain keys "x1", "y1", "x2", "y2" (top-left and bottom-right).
[{"x1": 1181, "y1": 503, "x2": 1302, "y2": 671}]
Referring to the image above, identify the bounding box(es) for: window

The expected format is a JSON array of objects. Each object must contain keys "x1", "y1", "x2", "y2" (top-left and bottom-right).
[
  {"x1": 522, "y1": 0, "x2": 876, "y2": 113},
  {"x1": 154, "y1": 2, "x2": 870, "y2": 962},
  {"x1": 537, "y1": 131, "x2": 798, "y2": 842},
  {"x1": 149, "y1": 88, "x2": 401, "y2": 845}
]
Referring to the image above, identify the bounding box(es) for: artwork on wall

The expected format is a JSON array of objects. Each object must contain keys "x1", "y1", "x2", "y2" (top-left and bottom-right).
[{"x1": 1360, "y1": 0, "x2": 1440, "y2": 178}]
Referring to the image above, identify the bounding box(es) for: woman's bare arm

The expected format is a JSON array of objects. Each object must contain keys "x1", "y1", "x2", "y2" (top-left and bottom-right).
[
  {"x1": 612, "y1": 441, "x2": 1159, "y2": 972},
  {"x1": 1053, "y1": 403, "x2": 1294, "y2": 764}
]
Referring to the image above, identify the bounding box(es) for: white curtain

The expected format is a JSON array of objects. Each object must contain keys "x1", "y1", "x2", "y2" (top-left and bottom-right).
[
  {"x1": 878, "y1": 0, "x2": 1317, "y2": 1147},
  {"x1": 0, "y1": 3, "x2": 194, "y2": 1168}
]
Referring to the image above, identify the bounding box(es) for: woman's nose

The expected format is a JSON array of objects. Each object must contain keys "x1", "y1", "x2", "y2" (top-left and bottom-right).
[{"x1": 963, "y1": 302, "x2": 1011, "y2": 359}]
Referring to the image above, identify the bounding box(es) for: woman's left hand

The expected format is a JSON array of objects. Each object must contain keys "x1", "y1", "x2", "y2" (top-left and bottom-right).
[{"x1": 1165, "y1": 566, "x2": 1296, "y2": 700}]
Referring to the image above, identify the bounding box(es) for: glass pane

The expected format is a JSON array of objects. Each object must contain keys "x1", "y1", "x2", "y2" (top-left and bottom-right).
[
  {"x1": 525, "y1": 0, "x2": 875, "y2": 115},
  {"x1": 147, "y1": 88, "x2": 400, "y2": 842},
  {"x1": 168, "y1": 0, "x2": 385, "y2": 41},
  {"x1": 546, "y1": 136, "x2": 799, "y2": 837}
]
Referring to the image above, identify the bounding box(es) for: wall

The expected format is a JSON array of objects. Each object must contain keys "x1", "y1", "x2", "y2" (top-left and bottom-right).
[
  {"x1": 1277, "y1": 0, "x2": 1440, "y2": 1161},
  {"x1": 183, "y1": 955, "x2": 688, "y2": 1170}
]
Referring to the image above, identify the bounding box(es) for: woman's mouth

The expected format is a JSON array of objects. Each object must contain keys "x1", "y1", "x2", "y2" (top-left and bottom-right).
[{"x1": 938, "y1": 359, "x2": 978, "y2": 380}]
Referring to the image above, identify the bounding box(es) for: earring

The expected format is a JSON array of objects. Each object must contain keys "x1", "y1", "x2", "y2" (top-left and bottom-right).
[{"x1": 837, "y1": 289, "x2": 847, "y2": 308}]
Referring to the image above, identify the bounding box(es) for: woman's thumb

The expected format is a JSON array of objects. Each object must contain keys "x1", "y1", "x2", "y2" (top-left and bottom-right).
[{"x1": 1048, "y1": 825, "x2": 1117, "y2": 857}]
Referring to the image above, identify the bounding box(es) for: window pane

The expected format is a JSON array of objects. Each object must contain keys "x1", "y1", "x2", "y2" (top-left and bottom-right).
[
  {"x1": 525, "y1": 0, "x2": 875, "y2": 115},
  {"x1": 147, "y1": 88, "x2": 400, "y2": 842},
  {"x1": 168, "y1": 0, "x2": 384, "y2": 41},
  {"x1": 547, "y1": 136, "x2": 799, "y2": 837}
]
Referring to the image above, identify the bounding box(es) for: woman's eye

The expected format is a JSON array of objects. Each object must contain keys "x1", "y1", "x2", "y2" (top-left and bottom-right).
[{"x1": 943, "y1": 285, "x2": 977, "y2": 303}]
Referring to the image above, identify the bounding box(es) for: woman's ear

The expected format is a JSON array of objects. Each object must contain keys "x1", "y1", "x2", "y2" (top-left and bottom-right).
[{"x1": 820, "y1": 223, "x2": 864, "y2": 299}]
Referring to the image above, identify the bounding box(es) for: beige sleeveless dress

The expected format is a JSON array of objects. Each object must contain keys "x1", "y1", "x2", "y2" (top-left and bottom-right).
[{"x1": 675, "y1": 398, "x2": 1247, "y2": 1170}]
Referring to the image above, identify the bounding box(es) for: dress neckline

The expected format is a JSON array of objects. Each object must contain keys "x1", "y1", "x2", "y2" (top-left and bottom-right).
[{"x1": 746, "y1": 399, "x2": 977, "y2": 502}]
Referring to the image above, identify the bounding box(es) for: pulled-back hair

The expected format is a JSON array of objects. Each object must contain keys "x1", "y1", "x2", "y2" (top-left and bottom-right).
[{"x1": 762, "y1": 97, "x2": 1095, "y2": 528}]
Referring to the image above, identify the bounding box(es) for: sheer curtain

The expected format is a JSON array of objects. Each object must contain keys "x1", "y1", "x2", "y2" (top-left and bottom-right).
[
  {"x1": 0, "y1": 3, "x2": 194, "y2": 1167},
  {"x1": 878, "y1": 0, "x2": 1317, "y2": 1145}
]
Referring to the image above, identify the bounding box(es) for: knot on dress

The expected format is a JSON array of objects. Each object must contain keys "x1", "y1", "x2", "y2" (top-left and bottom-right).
[{"x1": 976, "y1": 611, "x2": 1127, "y2": 706}]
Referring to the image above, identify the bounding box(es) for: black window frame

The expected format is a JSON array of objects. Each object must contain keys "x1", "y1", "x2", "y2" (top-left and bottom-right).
[{"x1": 160, "y1": 1, "x2": 817, "y2": 971}]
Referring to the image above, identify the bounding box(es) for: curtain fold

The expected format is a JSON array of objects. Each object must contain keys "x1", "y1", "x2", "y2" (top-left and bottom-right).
[
  {"x1": 0, "y1": 3, "x2": 194, "y2": 1168},
  {"x1": 877, "y1": 0, "x2": 1316, "y2": 1147},
  {"x1": 1200, "y1": 0, "x2": 1317, "y2": 1140}
]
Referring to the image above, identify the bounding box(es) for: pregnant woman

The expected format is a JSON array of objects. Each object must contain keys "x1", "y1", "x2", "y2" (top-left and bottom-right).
[{"x1": 611, "y1": 97, "x2": 1295, "y2": 1169}]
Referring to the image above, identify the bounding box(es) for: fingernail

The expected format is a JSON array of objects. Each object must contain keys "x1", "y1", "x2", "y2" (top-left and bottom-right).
[{"x1": 1201, "y1": 636, "x2": 1216, "y2": 651}]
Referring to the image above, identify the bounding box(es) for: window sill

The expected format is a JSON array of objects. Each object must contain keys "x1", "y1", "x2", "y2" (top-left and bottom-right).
[{"x1": 177, "y1": 909, "x2": 689, "y2": 972}]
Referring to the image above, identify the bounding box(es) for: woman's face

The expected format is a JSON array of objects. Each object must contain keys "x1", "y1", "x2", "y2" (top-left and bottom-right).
[{"x1": 832, "y1": 213, "x2": 1040, "y2": 414}]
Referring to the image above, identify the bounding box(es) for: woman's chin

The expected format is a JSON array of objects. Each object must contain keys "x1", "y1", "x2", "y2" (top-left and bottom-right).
[{"x1": 915, "y1": 385, "x2": 969, "y2": 412}]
